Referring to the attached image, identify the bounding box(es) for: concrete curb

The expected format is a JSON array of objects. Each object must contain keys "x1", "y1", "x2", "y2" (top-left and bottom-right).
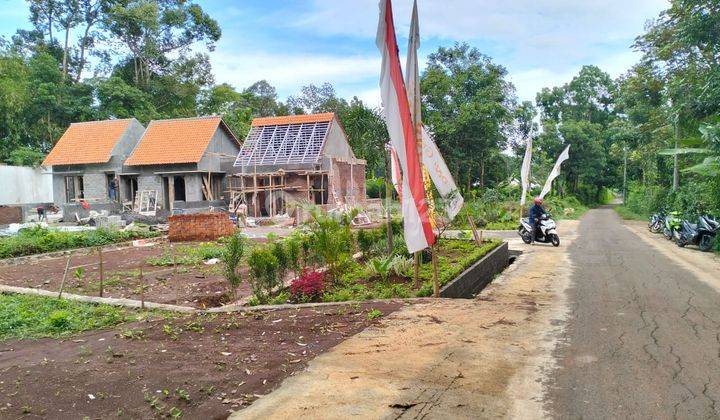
[
  {"x1": 206, "y1": 297, "x2": 432, "y2": 313},
  {"x1": 0, "y1": 285, "x2": 196, "y2": 313},
  {"x1": 439, "y1": 242, "x2": 510, "y2": 298}
]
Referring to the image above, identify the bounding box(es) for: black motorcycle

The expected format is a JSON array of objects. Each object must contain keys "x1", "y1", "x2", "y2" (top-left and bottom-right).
[
  {"x1": 675, "y1": 215, "x2": 719, "y2": 252},
  {"x1": 648, "y1": 209, "x2": 666, "y2": 234}
]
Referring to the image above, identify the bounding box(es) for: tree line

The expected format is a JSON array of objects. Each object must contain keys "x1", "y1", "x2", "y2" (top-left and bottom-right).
[{"x1": 1, "y1": 0, "x2": 718, "y2": 214}]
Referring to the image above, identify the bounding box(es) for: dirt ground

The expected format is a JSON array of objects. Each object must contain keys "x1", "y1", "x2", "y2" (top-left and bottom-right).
[
  {"x1": 0, "y1": 301, "x2": 402, "y2": 419},
  {"x1": 0, "y1": 244, "x2": 251, "y2": 309},
  {"x1": 230, "y1": 222, "x2": 580, "y2": 419}
]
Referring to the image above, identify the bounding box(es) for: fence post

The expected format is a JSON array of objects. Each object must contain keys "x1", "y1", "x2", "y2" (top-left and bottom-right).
[
  {"x1": 139, "y1": 266, "x2": 145, "y2": 310},
  {"x1": 58, "y1": 255, "x2": 72, "y2": 299},
  {"x1": 98, "y1": 247, "x2": 104, "y2": 297}
]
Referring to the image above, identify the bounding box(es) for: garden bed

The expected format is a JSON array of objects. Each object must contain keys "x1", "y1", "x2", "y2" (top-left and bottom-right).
[
  {"x1": 0, "y1": 241, "x2": 255, "y2": 309},
  {"x1": 0, "y1": 293, "x2": 402, "y2": 419},
  {"x1": 0, "y1": 226, "x2": 160, "y2": 259}
]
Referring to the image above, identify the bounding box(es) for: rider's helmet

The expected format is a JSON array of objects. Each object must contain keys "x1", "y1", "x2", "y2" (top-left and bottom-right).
[{"x1": 534, "y1": 197, "x2": 543, "y2": 205}]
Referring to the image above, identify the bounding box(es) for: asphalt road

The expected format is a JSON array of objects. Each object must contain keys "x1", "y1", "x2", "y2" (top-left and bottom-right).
[{"x1": 548, "y1": 207, "x2": 720, "y2": 419}]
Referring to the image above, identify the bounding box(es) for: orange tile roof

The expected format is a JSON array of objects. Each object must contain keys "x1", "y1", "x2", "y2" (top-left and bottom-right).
[
  {"x1": 42, "y1": 119, "x2": 135, "y2": 166},
  {"x1": 251, "y1": 113, "x2": 336, "y2": 127},
  {"x1": 126, "y1": 116, "x2": 235, "y2": 166}
]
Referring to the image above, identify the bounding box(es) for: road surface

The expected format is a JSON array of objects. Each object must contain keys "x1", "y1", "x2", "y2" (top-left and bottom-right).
[{"x1": 548, "y1": 207, "x2": 720, "y2": 418}]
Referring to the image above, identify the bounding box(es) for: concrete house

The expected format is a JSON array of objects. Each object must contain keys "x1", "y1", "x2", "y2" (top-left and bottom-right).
[
  {"x1": 42, "y1": 118, "x2": 146, "y2": 211},
  {"x1": 124, "y1": 116, "x2": 241, "y2": 213},
  {"x1": 229, "y1": 113, "x2": 366, "y2": 217}
]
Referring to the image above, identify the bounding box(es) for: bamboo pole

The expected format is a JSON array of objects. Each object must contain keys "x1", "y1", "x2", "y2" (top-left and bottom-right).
[
  {"x1": 139, "y1": 266, "x2": 145, "y2": 310},
  {"x1": 58, "y1": 255, "x2": 72, "y2": 299},
  {"x1": 432, "y1": 243, "x2": 439, "y2": 297},
  {"x1": 98, "y1": 247, "x2": 104, "y2": 297}
]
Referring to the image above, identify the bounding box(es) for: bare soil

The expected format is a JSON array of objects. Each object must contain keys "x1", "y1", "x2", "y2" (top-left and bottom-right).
[
  {"x1": 0, "y1": 301, "x2": 402, "y2": 419},
  {"x1": 0, "y1": 244, "x2": 249, "y2": 309}
]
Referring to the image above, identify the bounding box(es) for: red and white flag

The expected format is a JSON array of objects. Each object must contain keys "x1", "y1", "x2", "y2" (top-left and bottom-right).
[{"x1": 377, "y1": 0, "x2": 435, "y2": 253}]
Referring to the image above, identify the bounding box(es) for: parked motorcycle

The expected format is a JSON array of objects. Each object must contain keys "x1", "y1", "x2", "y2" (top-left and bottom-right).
[
  {"x1": 675, "y1": 215, "x2": 719, "y2": 252},
  {"x1": 648, "y1": 209, "x2": 666, "y2": 234},
  {"x1": 518, "y1": 213, "x2": 560, "y2": 247},
  {"x1": 663, "y1": 211, "x2": 683, "y2": 241}
]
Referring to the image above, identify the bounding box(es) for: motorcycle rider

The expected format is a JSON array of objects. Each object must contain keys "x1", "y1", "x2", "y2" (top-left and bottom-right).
[{"x1": 529, "y1": 197, "x2": 546, "y2": 243}]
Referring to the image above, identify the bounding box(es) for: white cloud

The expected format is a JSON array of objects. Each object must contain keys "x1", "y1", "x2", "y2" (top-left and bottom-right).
[
  {"x1": 210, "y1": 51, "x2": 380, "y2": 97},
  {"x1": 295, "y1": 0, "x2": 668, "y2": 68},
  {"x1": 509, "y1": 50, "x2": 642, "y2": 102}
]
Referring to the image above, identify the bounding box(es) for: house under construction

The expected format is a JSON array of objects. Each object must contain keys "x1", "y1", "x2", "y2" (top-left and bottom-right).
[{"x1": 230, "y1": 113, "x2": 366, "y2": 217}]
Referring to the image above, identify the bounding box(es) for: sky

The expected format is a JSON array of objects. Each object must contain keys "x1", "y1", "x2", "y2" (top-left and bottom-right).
[{"x1": 0, "y1": 0, "x2": 670, "y2": 107}]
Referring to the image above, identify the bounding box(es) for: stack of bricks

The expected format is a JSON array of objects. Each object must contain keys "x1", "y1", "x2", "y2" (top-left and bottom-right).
[{"x1": 168, "y1": 212, "x2": 236, "y2": 242}]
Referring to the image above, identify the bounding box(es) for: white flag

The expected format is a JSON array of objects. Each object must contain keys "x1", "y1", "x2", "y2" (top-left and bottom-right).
[
  {"x1": 540, "y1": 145, "x2": 570, "y2": 199},
  {"x1": 405, "y1": 0, "x2": 421, "y2": 126},
  {"x1": 520, "y1": 137, "x2": 532, "y2": 206},
  {"x1": 421, "y1": 127, "x2": 463, "y2": 220},
  {"x1": 377, "y1": 0, "x2": 435, "y2": 253}
]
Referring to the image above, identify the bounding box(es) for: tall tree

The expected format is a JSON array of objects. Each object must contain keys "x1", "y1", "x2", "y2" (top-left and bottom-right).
[{"x1": 421, "y1": 43, "x2": 517, "y2": 191}]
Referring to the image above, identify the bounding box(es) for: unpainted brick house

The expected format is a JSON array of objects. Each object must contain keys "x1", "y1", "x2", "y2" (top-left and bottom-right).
[
  {"x1": 124, "y1": 116, "x2": 241, "y2": 213},
  {"x1": 42, "y1": 118, "x2": 146, "y2": 214},
  {"x1": 230, "y1": 113, "x2": 366, "y2": 217},
  {"x1": 43, "y1": 116, "x2": 241, "y2": 216}
]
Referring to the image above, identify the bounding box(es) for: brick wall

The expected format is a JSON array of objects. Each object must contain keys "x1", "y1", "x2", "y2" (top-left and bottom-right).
[
  {"x1": 0, "y1": 206, "x2": 22, "y2": 224},
  {"x1": 168, "y1": 212, "x2": 236, "y2": 242}
]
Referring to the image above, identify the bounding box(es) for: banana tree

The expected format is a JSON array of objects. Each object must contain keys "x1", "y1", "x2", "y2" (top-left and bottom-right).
[{"x1": 658, "y1": 122, "x2": 720, "y2": 179}]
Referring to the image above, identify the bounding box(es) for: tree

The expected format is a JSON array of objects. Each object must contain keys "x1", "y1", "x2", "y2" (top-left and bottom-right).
[{"x1": 421, "y1": 43, "x2": 517, "y2": 191}]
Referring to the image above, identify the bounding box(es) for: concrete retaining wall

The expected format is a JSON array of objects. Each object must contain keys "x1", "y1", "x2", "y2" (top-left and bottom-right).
[{"x1": 440, "y1": 242, "x2": 509, "y2": 299}]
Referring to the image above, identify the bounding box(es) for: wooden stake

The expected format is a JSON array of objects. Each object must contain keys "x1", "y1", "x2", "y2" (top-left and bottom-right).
[
  {"x1": 139, "y1": 266, "x2": 145, "y2": 310},
  {"x1": 413, "y1": 251, "x2": 420, "y2": 288},
  {"x1": 172, "y1": 247, "x2": 180, "y2": 305},
  {"x1": 466, "y1": 212, "x2": 482, "y2": 246},
  {"x1": 432, "y1": 243, "x2": 440, "y2": 297},
  {"x1": 58, "y1": 255, "x2": 72, "y2": 299},
  {"x1": 385, "y1": 153, "x2": 394, "y2": 255},
  {"x1": 98, "y1": 247, "x2": 104, "y2": 297}
]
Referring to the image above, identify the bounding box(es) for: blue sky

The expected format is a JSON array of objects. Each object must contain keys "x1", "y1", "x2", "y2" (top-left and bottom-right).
[{"x1": 0, "y1": 0, "x2": 670, "y2": 106}]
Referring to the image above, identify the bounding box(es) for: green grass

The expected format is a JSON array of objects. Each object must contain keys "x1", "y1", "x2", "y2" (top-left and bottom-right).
[
  {"x1": 0, "y1": 293, "x2": 164, "y2": 340},
  {"x1": 614, "y1": 206, "x2": 648, "y2": 221},
  {"x1": 321, "y1": 239, "x2": 502, "y2": 302},
  {"x1": 146, "y1": 242, "x2": 226, "y2": 266},
  {"x1": 0, "y1": 227, "x2": 159, "y2": 259}
]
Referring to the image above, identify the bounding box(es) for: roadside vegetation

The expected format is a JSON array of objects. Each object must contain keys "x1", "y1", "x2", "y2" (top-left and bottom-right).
[
  {"x1": 237, "y1": 211, "x2": 501, "y2": 306},
  {"x1": 0, "y1": 293, "x2": 160, "y2": 340},
  {"x1": 0, "y1": 227, "x2": 159, "y2": 259}
]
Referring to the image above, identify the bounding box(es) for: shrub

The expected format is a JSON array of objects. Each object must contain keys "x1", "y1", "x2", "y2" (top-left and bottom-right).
[
  {"x1": 290, "y1": 270, "x2": 325, "y2": 302},
  {"x1": 308, "y1": 210, "x2": 354, "y2": 283},
  {"x1": 221, "y1": 233, "x2": 245, "y2": 296},
  {"x1": 285, "y1": 238, "x2": 301, "y2": 277},
  {"x1": 356, "y1": 229, "x2": 374, "y2": 256},
  {"x1": 246, "y1": 248, "x2": 280, "y2": 302},
  {"x1": 271, "y1": 241, "x2": 289, "y2": 280}
]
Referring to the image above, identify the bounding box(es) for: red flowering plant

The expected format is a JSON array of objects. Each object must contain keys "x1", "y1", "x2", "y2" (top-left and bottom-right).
[{"x1": 290, "y1": 269, "x2": 325, "y2": 302}]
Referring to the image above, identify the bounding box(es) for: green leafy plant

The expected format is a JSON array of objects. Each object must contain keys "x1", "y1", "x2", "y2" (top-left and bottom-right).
[
  {"x1": 221, "y1": 233, "x2": 245, "y2": 297},
  {"x1": 308, "y1": 210, "x2": 354, "y2": 284},
  {"x1": 367, "y1": 257, "x2": 393, "y2": 282},
  {"x1": 246, "y1": 247, "x2": 280, "y2": 302},
  {"x1": 367, "y1": 309, "x2": 383, "y2": 320},
  {"x1": 390, "y1": 255, "x2": 413, "y2": 277}
]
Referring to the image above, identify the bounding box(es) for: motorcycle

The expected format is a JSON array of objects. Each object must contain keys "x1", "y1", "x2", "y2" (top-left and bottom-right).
[
  {"x1": 518, "y1": 213, "x2": 560, "y2": 247},
  {"x1": 663, "y1": 211, "x2": 683, "y2": 241},
  {"x1": 675, "y1": 215, "x2": 719, "y2": 252},
  {"x1": 648, "y1": 209, "x2": 666, "y2": 234}
]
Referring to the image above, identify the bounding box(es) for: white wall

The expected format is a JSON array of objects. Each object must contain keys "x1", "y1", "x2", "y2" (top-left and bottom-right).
[{"x1": 0, "y1": 165, "x2": 54, "y2": 205}]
